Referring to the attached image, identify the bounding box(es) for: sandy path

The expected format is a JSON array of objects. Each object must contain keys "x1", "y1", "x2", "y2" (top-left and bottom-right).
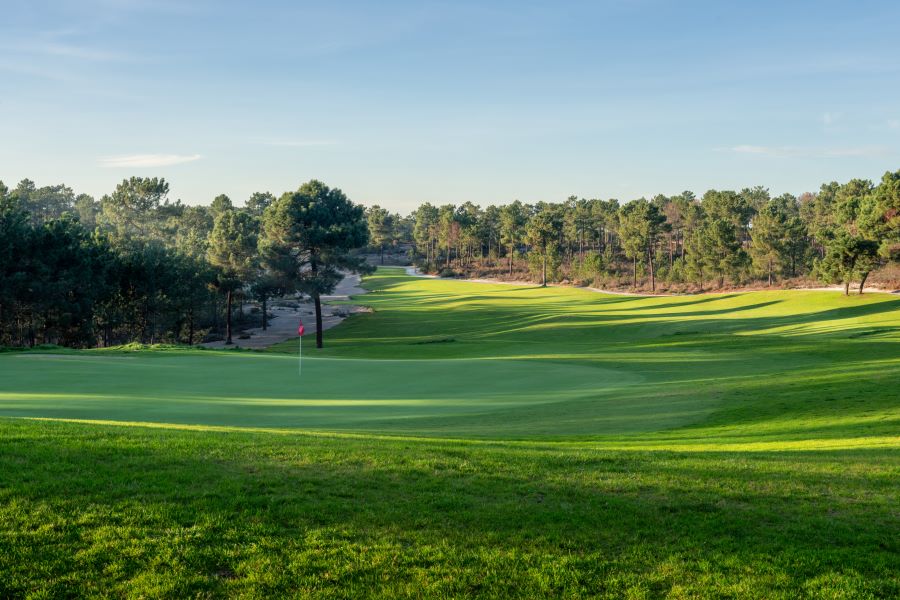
[
  {"x1": 201, "y1": 273, "x2": 368, "y2": 350},
  {"x1": 403, "y1": 267, "x2": 897, "y2": 296},
  {"x1": 403, "y1": 266, "x2": 668, "y2": 295}
]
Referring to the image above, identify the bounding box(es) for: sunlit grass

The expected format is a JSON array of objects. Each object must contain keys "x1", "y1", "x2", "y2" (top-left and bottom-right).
[{"x1": 1, "y1": 267, "x2": 898, "y2": 597}]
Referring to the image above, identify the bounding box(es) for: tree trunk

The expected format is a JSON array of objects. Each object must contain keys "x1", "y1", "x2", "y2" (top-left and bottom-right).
[
  {"x1": 261, "y1": 297, "x2": 267, "y2": 330},
  {"x1": 380, "y1": 244, "x2": 385, "y2": 265},
  {"x1": 314, "y1": 293, "x2": 324, "y2": 349},
  {"x1": 648, "y1": 244, "x2": 656, "y2": 292},
  {"x1": 768, "y1": 260, "x2": 773, "y2": 286},
  {"x1": 141, "y1": 303, "x2": 148, "y2": 343},
  {"x1": 542, "y1": 252, "x2": 547, "y2": 287},
  {"x1": 509, "y1": 244, "x2": 514, "y2": 276},
  {"x1": 225, "y1": 290, "x2": 233, "y2": 345},
  {"x1": 844, "y1": 279, "x2": 850, "y2": 296},
  {"x1": 859, "y1": 271, "x2": 869, "y2": 295},
  {"x1": 188, "y1": 305, "x2": 194, "y2": 346},
  {"x1": 632, "y1": 256, "x2": 637, "y2": 289}
]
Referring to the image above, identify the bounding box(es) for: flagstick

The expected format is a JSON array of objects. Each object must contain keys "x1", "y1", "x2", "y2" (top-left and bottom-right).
[{"x1": 298, "y1": 334, "x2": 302, "y2": 377}]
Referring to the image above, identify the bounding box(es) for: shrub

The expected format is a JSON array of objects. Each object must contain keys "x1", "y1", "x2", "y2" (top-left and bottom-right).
[
  {"x1": 527, "y1": 248, "x2": 561, "y2": 283},
  {"x1": 667, "y1": 260, "x2": 686, "y2": 284},
  {"x1": 572, "y1": 251, "x2": 605, "y2": 284}
]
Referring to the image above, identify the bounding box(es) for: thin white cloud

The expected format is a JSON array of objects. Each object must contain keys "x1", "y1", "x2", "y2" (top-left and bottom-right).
[
  {"x1": 99, "y1": 154, "x2": 203, "y2": 168},
  {"x1": 822, "y1": 112, "x2": 841, "y2": 127},
  {"x1": 0, "y1": 58, "x2": 76, "y2": 81},
  {"x1": 38, "y1": 42, "x2": 130, "y2": 62},
  {"x1": 731, "y1": 145, "x2": 776, "y2": 155},
  {"x1": 256, "y1": 139, "x2": 340, "y2": 147},
  {"x1": 727, "y1": 145, "x2": 890, "y2": 158},
  {"x1": 0, "y1": 39, "x2": 135, "y2": 63},
  {"x1": 889, "y1": 119, "x2": 900, "y2": 130}
]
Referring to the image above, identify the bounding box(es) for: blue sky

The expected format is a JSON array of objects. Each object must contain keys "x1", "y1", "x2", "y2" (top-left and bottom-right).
[{"x1": 2, "y1": 0, "x2": 899, "y2": 212}]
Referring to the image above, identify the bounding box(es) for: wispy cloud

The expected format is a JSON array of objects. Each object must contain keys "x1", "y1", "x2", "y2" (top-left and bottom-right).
[
  {"x1": 255, "y1": 139, "x2": 340, "y2": 148},
  {"x1": 0, "y1": 58, "x2": 77, "y2": 82},
  {"x1": 0, "y1": 39, "x2": 135, "y2": 63},
  {"x1": 889, "y1": 119, "x2": 900, "y2": 130},
  {"x1": 727, "y1": 145, "x2": 891, "y2": 158},
  {"x1": 822, "y1": 112, "x2": 842, "y2": 127},
  {"x1": 99, "y1": 154, "x2": 203, "y2": 168},
  {"x1": 37, "y1": 42, "x2": 131, "y2": 62}
]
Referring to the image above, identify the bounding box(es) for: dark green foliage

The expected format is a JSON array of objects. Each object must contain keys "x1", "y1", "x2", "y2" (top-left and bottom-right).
[
  {"x1": 210, "y1": 193, "x2": 234, "y2": 219},
  {"x1": 7, "y1": 179, "x2": 76, "y2": 224},
  {"x1": 816, "y1": 232, "x2": 880, "y2": 295},
  {"x1": 499, "y1": 200, "x2": 527, "y2": 275},
  {"x1": 617, "y1": 199, "x2": 668, "y2": 290},
  {"x1": 413, "y1": 202, "x2": 440, "y2": 266},
  {"x1": 404, "y1": 171, "x2": 898, "y2": 291},
  {"x1": 366, "y1": 204, "x2": 392, "y2": 264},
  {"x1": 814, "y1": 178, "x2": 884, "y2": 294},
  {"x1": 4, "y1": 165, "x2": 900, "y2": 350},
  {"x1": 208, "y1": 211, "x2": 259, "y2": 345},
  {"x1": 101, "y1": 177, "x2": 171, "y2": 238},
  {"x1": 861, "y1": 170, "x2": 900, "y2": 261},
  {"x1": 0, "y1": 201, "x2": 214, "y2": 347},
  {"x1": 245, "y1": 191, "x2": 275, "y2": 217},
  {"x1": 1, "y1": 176, "x2": 374, "y2": 349},
  {"x1": 526, "y1": 204, "x2": 563, "y2": 286},
  {"x1": 260, "y1": 180, "x2": 370, "y2": 347},
  {"x1": 0, "y1": 203, "x2": 114, "y2": 346}
]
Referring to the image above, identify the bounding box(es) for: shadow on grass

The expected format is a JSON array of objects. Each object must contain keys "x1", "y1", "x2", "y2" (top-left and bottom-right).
[{"x1": 1, "y1": 419, "x2": 897, "y2": 598}]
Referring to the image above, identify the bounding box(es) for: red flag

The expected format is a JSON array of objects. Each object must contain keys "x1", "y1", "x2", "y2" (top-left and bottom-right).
[{"x1": 297, "y1": 319, "x2": 305, "y2": 337}]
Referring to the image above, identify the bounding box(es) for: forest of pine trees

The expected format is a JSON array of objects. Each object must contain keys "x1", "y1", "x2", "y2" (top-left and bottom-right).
[
  {"x1": 2, "y1": 170, "x2": 898, "y2": 349},
  {"x1": 370, "y1": 173, "x2": 899, "y2": 294},
  {"x1": 0, "y1": 177, "x2": 368, "y2": 349}
]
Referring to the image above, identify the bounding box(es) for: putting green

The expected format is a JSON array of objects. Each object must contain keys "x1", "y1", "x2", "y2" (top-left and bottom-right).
[{"x1": 0, "y1": 353, "x2": 652, "y2": 434}]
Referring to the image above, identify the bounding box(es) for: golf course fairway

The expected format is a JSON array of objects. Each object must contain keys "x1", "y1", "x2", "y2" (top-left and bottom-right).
[{"x1": 1, "y1": 267, "x2": 898, "y2": 597}]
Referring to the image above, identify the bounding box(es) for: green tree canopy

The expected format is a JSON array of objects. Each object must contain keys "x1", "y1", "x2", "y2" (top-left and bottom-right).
[
  {"x1": 207, "y1": 210, "x2": 258, "y2": 344},
  {"x1": 526, "y1": 205, "x2": 562, "y2": 286},
  {"x1": 260, "y1": 180, "x2": 369, "y2": 348}
]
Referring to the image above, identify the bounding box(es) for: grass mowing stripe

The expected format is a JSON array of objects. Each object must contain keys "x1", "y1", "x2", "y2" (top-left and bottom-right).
[{"x1": 0, "y1": 267, "x2": 898, "y2": 597}]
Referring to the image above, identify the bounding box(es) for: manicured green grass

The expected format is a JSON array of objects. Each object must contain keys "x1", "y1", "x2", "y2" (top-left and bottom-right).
[{"x1": 1, "y1": 267, "x2": 898, "y2": 597}]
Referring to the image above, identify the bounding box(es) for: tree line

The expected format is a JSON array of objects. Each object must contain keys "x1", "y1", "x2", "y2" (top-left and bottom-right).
[
  {"x1": 3, "y1": 170, "x2": 898, "y2": 349},
  {"x1": 365, "y1": 171, "x2": 899, "y2": 294},
  {"x1": 0, "y1": 178, "x2": 369, "y2": 349}
]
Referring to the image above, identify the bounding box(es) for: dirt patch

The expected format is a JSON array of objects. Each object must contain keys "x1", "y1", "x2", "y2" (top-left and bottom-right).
[
  {"x1": 15, "y1": 354, "x2": 137, "y2": 360},
  {"x1": 201, "y1": 273, "x2": 369, "y2": 350},
  {"x1": 405, "y1": 267, "x2": 896, "y2": 297}
]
